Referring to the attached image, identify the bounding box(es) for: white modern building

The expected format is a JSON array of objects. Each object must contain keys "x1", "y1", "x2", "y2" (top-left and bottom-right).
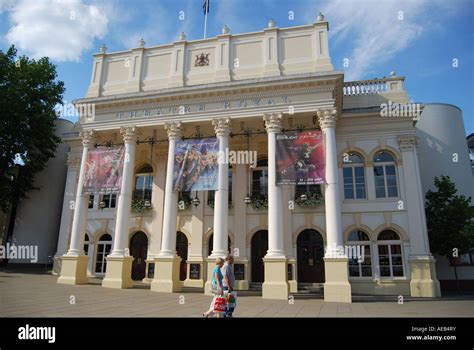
[{"x1": 53, "y1": 15, "x2": 473, "y2": 301}]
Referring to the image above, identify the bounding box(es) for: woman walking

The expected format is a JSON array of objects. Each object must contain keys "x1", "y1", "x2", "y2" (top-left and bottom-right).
[{"x1": 203, "y1": 257, "x2": 224, "y2": 317}]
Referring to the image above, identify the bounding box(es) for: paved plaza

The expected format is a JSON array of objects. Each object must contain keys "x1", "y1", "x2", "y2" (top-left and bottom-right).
[{"x1": 1, "y1": 268, "x2": 474, "y2": 317}]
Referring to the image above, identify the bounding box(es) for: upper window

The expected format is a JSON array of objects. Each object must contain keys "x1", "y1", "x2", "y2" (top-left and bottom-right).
[
  {"x1": 252, "y1": 158, "x2": 268, "y2": 197},
  {"x1": 83, "y1": 234, "x2": 90, "y2": 255},
  {"x1": 342, "y1": 152, "x2": 366, "y2": 199},
  {"x1": 373, "y1": 151, "x2": 398, "y2": 198},
  {"x1": 377, "y1": 230, "x2": 404, "y2": 277},
  {"x1": 134, "y1": 164, "x2": 153, "y2": 201}
]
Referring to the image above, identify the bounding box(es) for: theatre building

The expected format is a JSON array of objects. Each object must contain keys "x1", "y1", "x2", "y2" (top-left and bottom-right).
[{"x1": 55, "y1": 15, "x2": 472, "y2": 302}]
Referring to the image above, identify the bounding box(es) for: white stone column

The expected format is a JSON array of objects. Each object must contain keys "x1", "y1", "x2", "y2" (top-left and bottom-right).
[
  {"x1": 102, "y1": 126, "x2": 138, "y2": 289},
  {"x1": 262, "y1": 113, "x2": 289, "y2": 300},
  {"x1": 204, "y1": 118, "x2": 231, "y2": 295},
  {"x1": 211, "y1": 117, "x2": 231, "y2": 257},
  {"x1": 397, "y1": 135, "x2": 440, "y2": 297},
  {"x1": 151, "y1": 121, "x2": 183, "y2": 293},
  {"x1": 57, "y1": 130, "x2": 95, "y2": 285},
  {"x1": 317, "y1": 107, "x2": 352, "y2": 303},
  {"x1": 53, "y1": 152, "x2": 81, "y2": 274}
]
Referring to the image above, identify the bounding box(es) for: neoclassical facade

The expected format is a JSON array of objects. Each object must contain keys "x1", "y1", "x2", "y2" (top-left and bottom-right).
[{"x1": 55, "y1": 15, "x2": 442, "y2": 302}]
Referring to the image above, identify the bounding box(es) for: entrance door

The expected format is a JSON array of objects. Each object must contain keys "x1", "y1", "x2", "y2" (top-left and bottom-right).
[
  {"x1": 251, "y1": 230, "x2": 268, "y2": 282},
  {"x1": 130, "y1": 231, "x2": 148, "y2": 280},
  {"x1": 176, "y1": 232, "x2": 188, "y2": 281},
  {"x1": 297, "y1": 229, "x2": 325, "y2": 283}
]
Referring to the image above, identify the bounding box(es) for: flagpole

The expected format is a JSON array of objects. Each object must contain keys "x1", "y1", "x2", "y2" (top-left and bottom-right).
[{"x1": 204, "y1": 9, "x2": 208, "y2": 38}]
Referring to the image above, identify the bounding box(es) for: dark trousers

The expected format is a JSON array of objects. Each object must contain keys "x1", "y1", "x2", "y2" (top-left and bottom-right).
[{"x1": 223, "y1": 286, "x2": 234, "y2": 317}]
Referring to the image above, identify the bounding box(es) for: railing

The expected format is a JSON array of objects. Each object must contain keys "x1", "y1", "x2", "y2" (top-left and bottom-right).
[{"x1": 343, "y1": 77, "x2": 404, "y2": 96}]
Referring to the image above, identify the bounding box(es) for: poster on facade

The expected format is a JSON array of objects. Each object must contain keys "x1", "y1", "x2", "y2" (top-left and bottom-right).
[
  {"x1": 276, "y1": 131, "x2": 325, "y2": 185},
  {"x1": 83, "y1": 147, "x2": 125, "y2": 193},
  {"x1": 173, "y1": 138, "x2": 219, "y2": 191}
]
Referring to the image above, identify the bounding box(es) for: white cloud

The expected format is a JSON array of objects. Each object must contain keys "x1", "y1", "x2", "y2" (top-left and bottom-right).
[
  {"x1": 5, "y1": 0, "x2": 108, "y2": 62},
  {"x1": 299, "y1": 0, "x2": 460, "y2": 81}
]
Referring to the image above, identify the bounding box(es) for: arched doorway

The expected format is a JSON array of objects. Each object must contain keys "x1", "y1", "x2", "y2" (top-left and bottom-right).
[
  {"x1": 207, "y1": 234, "x2": 232, "y2": 256},
  {"x1": 176, "y1": 232, "x2": 188, "y2": 281},
  {"x1": 130, "y1": 231, "x2": 148, "y2": 281},
  {"x1": 297, "y1": 229, "x2": 325, "y2": 283},
  {"x1": 251, "y1": 230, "x2": 268, "y2": 282}
]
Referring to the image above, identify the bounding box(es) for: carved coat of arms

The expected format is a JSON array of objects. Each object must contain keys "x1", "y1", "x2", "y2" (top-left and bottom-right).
[{"x1": 194, "y1": 53, "x2": 210, "y2": 67}]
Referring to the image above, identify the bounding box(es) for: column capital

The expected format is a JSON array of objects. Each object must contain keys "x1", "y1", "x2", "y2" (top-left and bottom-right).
[
  {"x1": 317, "y1": 107, "x2": 338, "y2": 129},
  {"x1": 120, "y1": 126, "x2": 138, "y2": 144},
  {"x1": 212, "y1": 117, "x2": 231, "y2": 136},
  {"x1": 397, "y1": 135, "x2": 417, "y2": 151},
  {"x1": 164, "y1": 121, "x2": 183, "y2": 140},
  {"x1": 263, "y1": 113, "x2": 283, "y2": 133},
  {"x1": 67, "y1": 153, "x2": 81, "y2": 170},
  {"x1": 80, "y1": 129, "x2": 95, "y2": 148}
]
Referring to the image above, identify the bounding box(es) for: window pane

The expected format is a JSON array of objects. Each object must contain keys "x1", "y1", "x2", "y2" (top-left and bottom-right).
[
  {"x1": 391, "y1": 245, "x2": 402, "y2": 254},
  {"x1": 355, "y1": 185, "x2": 366, "y2": 199},
  {"x1": 145, "y1": 175, "x2": 153, "y2": 190},
  {"x1": 380, "y1": 267, "x2": 391, "y2": 277},
  {"x1": 343, "y1": 167, "x2": 353, "y2": 178},
  {"x1": 135, "y1": 176, "x2": 144, "y2": 191},
  {"x1": 349, "y1": 266, "x2": 360, "y2": 277},
  {"x1": 344, "y1": 188, "x2": 354, "y2": 199},
  {"x1": 374, "y1": 151, "x2": 395, "y2": 163},
  {"x1": 362, "y1": 266, "x2": 372, "y2": 276},
  {"x1": 354, "y1": 167, "x2": 364, "y2": 177},
  {"x1": 392, "y1": 266, "x2": 404, "y2": 277},
  {"x1": 385, "y1": 165, "x2": 396, "y2": 175},
  {"x1": 374, "y1": 166, "x2": 384, "y2": 177},
  {"x1": 392, "y1": 255, "x2": 403, "y2": 266},
  {"x1": 378, "y1": 245, "x2": 388, "y2": 255},
  {"x1": 110, "y1": 194, "x2": 117, "y2": 208},
  {"x1": 387, "y1": 186, "x2": 398, "y2": 197},
  {"x1": 376, "y1": 187, "x2": 386, "y2": 198}
]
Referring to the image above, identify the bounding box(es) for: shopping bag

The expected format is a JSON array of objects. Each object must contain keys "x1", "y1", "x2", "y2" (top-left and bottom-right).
[
  {"x1": 225, "y1": 291, "x2": 237, "y2": 308},
  {"x1": 213, "y1": 296, "x2": 227, "y2": 313}
]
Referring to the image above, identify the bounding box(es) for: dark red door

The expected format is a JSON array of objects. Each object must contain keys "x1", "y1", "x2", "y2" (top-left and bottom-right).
[
  {"x1": 130, "y1": 232, "x2": 148, "y2": 280},
  {"x1": 297, "y1": 229, "x2": 325, "y2": 283},
  {"x1": 176, "y1": 231, "x2": 188, "y2": 281},
  {"x1": 251, "y1": 230, "x2": 268, "y2": 282}
]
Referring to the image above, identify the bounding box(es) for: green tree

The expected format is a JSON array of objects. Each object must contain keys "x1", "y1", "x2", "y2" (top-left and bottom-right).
[
  {"x1": 425, "y1": 175, "x2": 474, "y2": 292},
  {"x1": 0, "y1": 46, "x2": 65, "y2": 246}
]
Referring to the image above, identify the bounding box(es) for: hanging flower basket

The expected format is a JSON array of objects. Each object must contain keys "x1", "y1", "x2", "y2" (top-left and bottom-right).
[
  {"x1": 295, "y1": 191, "x2": 324, "y2": 208},
  {"x1": 250, "y1": 194, "x2": 268, "y2": 210},
  {"x1": 131, "y1": 198, "x2": 153, "y2": 213}
]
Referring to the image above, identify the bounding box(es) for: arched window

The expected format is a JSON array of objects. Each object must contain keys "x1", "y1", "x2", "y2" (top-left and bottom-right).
[
  {"x1": 252, "y1": 158, "x2": 268, "y2": 197},
  {"x1": 95, "y1": 234, "x2": 112, "y2": 274},
  {"x1": 134, "y1": 164, "x2": 153, "y2": 201},
  {"x1": 347, "y1": 230, "x2": 372, "y2": 277},
  {"x1": 373, "y1": 151, "x2": 398, "y2": 198},
  {"x1": 377, "y1": 230, "x2": 404, "y2": 277},
  {"x1": 83, "y1": 234, "x2": 90, "y2": 255},
  {"x1": 343, "y1": 152, "x2": 366, "y2": 199}
]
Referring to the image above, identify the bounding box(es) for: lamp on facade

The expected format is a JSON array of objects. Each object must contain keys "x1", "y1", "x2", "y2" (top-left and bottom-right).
[
  {"x1": 99, "y1": 200, "x2": 106, "y2": 210},
  {"x1": 144, "y1": 199, "x2": 151, "y2": 208},
  {"x1": 300, "y1": 193, "x2": 308, "y2": 201},
  {"x1": 192, "y1": 192, "x2": 200, "y2": 207}
]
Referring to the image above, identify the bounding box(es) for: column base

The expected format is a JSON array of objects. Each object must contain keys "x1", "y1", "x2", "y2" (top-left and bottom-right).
[
  {"x1": 57, "y1": 255, "x2": 89, "y2": 285},
  {"x1": 323, "y1": 257, "x2": 352, "y2": 303},
  {"x1": 262, "y1": 257, "x2": 289, "y2": 300},
  {"x1": 150, "y1": 256, "x2": 182, "y2": 293},
  {"x1": 102, "y1": 256, "x2": 133, "y2": 289},
  {"x1": 409, "y1": 256, "x2": 441, "y2": 297}
]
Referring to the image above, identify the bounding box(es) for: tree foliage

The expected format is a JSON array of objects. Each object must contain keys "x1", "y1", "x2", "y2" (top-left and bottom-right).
[
  {"x1": 0, "y1": 46, "x2": 65, "y2": 212},
  {"x1": 425, "y1": 175, "x2": 474, "y2": 259}
]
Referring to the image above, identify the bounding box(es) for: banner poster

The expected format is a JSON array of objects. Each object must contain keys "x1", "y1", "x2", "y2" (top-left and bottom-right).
[
  {"x1": 83, "y1": 147, "x2": 125, "y2": 194},
  {"x1": 173, "y1": 138, "x2": 219, "y2": 191},
  {"x1": 276, "y1": 131, "x2": 325, "y2": 185}
]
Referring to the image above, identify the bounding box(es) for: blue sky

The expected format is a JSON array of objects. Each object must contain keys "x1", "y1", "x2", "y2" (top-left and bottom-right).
[{"x1": 1, "y1": 0, "x2": 473, "y2": 134}]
